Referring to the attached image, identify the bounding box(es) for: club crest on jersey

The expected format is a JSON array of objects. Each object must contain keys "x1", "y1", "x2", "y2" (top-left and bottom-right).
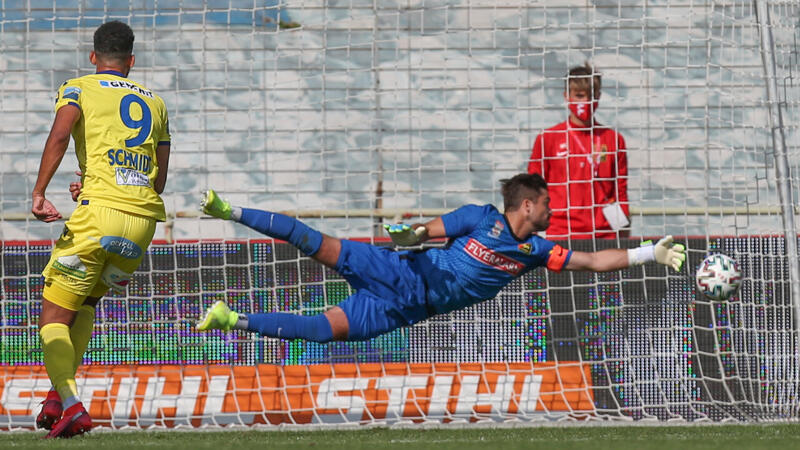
[
  {"x1": 518, "y1": 243, "x2": 532, "y2": 254},
  {"x1": 464, "y1": 238, "x2": 524, "y2": 275},
  {"x1": 593, "y1": 143, "x2": 609, "y2": 165},
  {"x1": 488, "y1": 220, "x2": 504, "y2": 238}
]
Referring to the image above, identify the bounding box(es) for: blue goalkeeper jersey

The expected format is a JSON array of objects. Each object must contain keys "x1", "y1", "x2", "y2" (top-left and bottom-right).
[{"x1": 411, "y1": 204, "x2": 572, "y2": 315}]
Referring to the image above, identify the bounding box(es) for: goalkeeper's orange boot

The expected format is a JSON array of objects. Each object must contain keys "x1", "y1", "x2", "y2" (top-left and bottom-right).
[
  {"x1": 44, "y1": 403, "x2": 92, "y2": 439},
  {"x1": 36, "y1": 389, "x2": 62, "y2": 430}
]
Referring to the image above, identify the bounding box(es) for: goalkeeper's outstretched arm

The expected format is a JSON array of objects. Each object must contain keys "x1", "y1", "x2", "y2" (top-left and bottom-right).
[{"x1": 566, "y1": 235, "x2": 686, "y2": 272}]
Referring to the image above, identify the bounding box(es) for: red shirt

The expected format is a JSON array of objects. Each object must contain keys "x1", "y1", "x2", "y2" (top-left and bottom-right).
[{"x1": 527, "y1": 120, "x2": 627, "y2": 239}]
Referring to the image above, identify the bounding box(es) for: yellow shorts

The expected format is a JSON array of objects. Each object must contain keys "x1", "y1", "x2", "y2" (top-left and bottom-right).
[{"x1": 42, "y1": 204, "x2": 157, "y2": 311}]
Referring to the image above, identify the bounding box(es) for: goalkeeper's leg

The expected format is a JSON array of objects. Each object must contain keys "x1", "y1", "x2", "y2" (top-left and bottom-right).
[
  {"x1": 201, "y1": 189, "x2": 341, "y2": 267},
  {"x1": 197, "y1": 290, "x2": 412, "y2": 342},
  {"x1": 235, "y1": 291, "x2": 403, "y2": 341},
  {"x1": 197, "y1": 300, "x2": 348, "y2": 341}
]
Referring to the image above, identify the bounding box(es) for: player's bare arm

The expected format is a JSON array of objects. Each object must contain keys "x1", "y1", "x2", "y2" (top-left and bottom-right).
[
  {"x1": 31, "y1": 105, "x2": 81, "y2": 222},
  {"x1": 153, "y1": 143, "x2": 171, "y2": 194}
]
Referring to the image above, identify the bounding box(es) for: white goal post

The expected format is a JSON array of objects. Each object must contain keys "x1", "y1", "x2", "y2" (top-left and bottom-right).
[{"x1": 1, "y1": 0, "x2": 799, "y2": 428}]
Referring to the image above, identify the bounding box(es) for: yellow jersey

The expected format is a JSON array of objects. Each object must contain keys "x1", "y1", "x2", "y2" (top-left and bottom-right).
[{"x1": 55, "y1": 70, "x2": 170, "y2": 221}]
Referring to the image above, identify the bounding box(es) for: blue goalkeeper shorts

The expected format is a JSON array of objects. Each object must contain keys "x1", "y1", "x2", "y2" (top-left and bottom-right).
[{"x1": 335, "y1": 240, "x2": 430, "y2": 340}]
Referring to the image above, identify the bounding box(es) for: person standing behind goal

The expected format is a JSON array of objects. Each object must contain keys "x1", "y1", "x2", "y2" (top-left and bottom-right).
[
  {"x1": 527, "y1": 63, "x2": 629, "y2": 239},
  {"x1": 30, "y1": 21, "x2": 171, "y2": 439}
]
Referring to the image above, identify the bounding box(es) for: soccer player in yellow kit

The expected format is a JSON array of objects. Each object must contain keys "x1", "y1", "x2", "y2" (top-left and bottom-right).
[{"x1": 30, "y1": 21, "x2": 171, "y2": 438}]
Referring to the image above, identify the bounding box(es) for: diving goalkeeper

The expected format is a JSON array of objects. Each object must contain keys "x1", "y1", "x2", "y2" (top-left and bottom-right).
[{"x1": 196, "y1": 173, "x2": 685, "y2": 342}]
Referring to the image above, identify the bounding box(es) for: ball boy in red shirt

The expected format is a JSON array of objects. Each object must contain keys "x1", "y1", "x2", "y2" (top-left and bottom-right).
[{"x1": 527, "y1": 64, "x2": 628, "y2": 239}]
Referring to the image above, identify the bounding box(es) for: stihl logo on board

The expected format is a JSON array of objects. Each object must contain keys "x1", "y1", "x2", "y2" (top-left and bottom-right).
[
  {"x1": 464, "y1": 238, "x2": 524, "y2": 275},
  {"x1": 0, "y1": 363, "x2": 593, "y2": 428}
]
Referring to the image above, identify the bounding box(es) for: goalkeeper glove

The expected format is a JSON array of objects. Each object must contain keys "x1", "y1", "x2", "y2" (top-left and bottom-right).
[
  {"x1": 654, "y1": 235, "x2": 686, "y2": 272},
  {"x1": 627, "y1": 235, "x2": 686, "y2": 271},
  {"x1": 384, "y1": 224, "x2": 427, "y2": 246}
]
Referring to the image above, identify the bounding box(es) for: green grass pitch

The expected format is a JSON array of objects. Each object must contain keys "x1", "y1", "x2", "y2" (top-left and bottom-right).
[{"x1": 2, "y1": 424, "x2": 799, "y2": 449}]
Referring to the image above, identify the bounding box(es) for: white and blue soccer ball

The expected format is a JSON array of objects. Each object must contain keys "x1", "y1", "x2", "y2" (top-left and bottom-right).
[{"x1": 695, "y1": 254, "x2": 742, "y2": 301}]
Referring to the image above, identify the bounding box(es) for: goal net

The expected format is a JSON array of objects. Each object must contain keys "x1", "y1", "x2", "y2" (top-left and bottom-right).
[{"x1": 1, "y1": 0, "x2": 799, "y2": 428}]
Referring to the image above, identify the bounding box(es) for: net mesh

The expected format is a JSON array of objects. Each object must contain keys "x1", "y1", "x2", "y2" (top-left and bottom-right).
[{"x1": 1, "y1": 0, "x2": 799, "y2": 427}]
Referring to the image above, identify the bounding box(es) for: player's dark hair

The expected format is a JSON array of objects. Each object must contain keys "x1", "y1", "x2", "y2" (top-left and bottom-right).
[
  {"x1": 566, "y1": 63, "x2": 601, "y2": 99},
  {"x1": 93, "y1": 21, "x2": 134, "y2": 62},
  {"x1": 500, "y1": 173, "x2": 548, "y2": 211}
]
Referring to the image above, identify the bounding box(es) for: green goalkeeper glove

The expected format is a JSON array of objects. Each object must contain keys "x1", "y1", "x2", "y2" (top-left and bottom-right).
[
  {"x1": 654, "y1": 235, "x2": 686, "y2": 271},
  {"x1": 384, "y1": 224, "x2": 427, "y2": 246}
]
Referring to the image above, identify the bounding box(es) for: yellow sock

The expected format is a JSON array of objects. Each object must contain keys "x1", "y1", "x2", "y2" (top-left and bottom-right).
[
  {"x1": 70, "y1": 305, "x2": 96, "y2": 375},
  {"x1": 40, "y1": 323, "x2": 78, "y2": 402}
]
